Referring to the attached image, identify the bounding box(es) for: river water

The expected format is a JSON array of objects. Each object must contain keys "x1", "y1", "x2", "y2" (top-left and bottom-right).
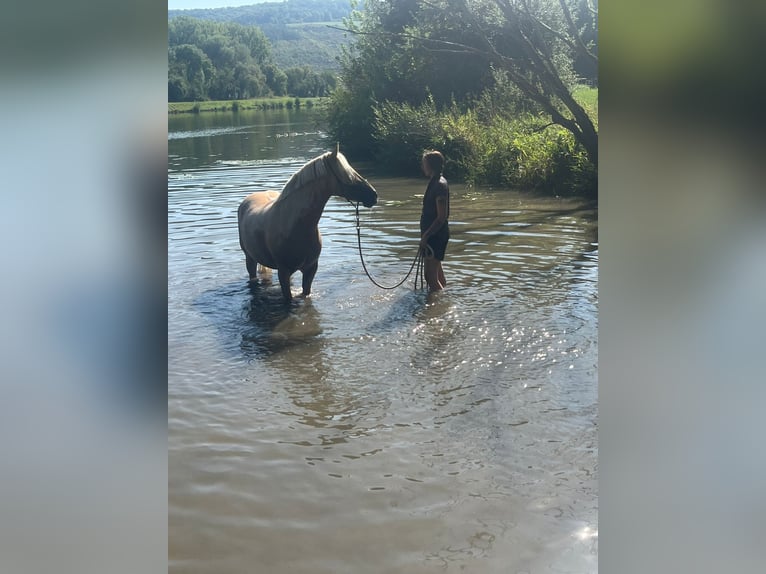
[{"x1": 169, "y1": 108, "x2": 598, "y2": 573}]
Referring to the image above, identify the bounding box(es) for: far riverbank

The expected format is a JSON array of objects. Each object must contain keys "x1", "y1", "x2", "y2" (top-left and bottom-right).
[{"x1": 169, "y1": 97, "x2": 327, "y2": 114}]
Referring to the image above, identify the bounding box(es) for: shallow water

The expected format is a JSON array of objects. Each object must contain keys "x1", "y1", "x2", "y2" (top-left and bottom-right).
[{"x1": 169, "y1": 109, "x2": 598, "y2": 573}]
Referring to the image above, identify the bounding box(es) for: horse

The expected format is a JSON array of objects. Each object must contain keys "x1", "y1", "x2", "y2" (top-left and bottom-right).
[{"x1": 237, "y1": 148, "x2": 378, "y2": 301}]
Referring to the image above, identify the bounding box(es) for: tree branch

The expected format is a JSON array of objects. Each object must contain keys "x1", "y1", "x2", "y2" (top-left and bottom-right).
[
  {"x1": 516, "y1": 0, "x2": 578, "y2": 55},
  {"x1": 328, "y1": 24, "x2": 492, "y2": 59},
  {"x1": 558, "y1": 0, "x2": 598, "y2": 66},
  {"x1": 528, "y1": 122, "x2": 556, "y2": 133}
]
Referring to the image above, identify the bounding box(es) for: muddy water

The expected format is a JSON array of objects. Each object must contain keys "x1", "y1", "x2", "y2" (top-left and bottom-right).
[{"x1": 169, "y1": 109, "x2": 597, "y2": 573}]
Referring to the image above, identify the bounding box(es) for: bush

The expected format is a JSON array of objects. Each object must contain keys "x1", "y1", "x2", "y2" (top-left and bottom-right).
[
  {"x1": 371, "y1": 99, "x2": 596, "y2": 195},
  {"x1": 509, "y1": 123, "x2": 596, "y2": 194},
  {"x1": 373, "y1": 97, "x2": 443, "y2": 174},
  {"x1": 325, "y1": 87, "x2": 379, "y2": 159}
]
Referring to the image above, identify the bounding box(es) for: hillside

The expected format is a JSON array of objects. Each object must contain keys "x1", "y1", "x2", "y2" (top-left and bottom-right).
[{"x1": 168, "y1": 0, "x2": 352, "y2": 71}]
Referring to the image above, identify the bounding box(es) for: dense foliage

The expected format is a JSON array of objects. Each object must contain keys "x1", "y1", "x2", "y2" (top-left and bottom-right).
[
  {"x1": 168, "y1": 0, "x2": 351, "y2": 27},
  {"x1": 168, "y1": 17, "x2": 285, "y2": 101},
  {"x1": 284, "y1": 66, "x2": 338, "y2": 98},
  {"x1": 169, "y1": 0, "x2": 353, "y2": 71},
  {"x1": 328, "y1": 0, "x2": 598, "y2": 195},
  {"x1": 168, "y1": 16, "x2": 339, "y2": 101}
]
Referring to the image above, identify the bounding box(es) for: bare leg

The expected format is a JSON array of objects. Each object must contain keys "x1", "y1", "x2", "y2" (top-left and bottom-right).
[
  {"x1": 424, "y1": 257, "x2": 444, "y2": 292},
  {"x1": 277, "y1": 268, "x2": 293, "y2": 301},
  {"x1": 437, "y1": 261, "x2": 446, "y2": 287},
  {"x1": 301, "y1": 261, "x2": 318, "y2": 298}
]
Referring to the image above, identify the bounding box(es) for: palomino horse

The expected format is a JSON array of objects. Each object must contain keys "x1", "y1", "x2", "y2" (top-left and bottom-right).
[{"x1": 238, "y1": 149, "x2": 377, "y2": 301}]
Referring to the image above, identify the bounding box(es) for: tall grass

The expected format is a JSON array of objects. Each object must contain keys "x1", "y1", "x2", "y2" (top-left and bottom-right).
[
  {"x1": 573, "y1": 86, "x2": 598, "y2": 124},
  {"x1": 372, "y1": 87, "x2": 597, "y2": 196}
]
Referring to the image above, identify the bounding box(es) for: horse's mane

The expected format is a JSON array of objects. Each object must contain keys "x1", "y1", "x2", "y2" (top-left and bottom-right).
[{"x1": 280, "y1": 152, "x2": 334, "y2": 198}]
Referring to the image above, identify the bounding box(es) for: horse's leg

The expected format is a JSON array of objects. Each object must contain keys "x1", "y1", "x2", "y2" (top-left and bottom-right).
[
  {"x1": 277, "y1": 268, "x2": 293, "y2": 301},
  {"x1": 300, "y1": 261, "x2": 318, "y2": 298},
  {"x1": 245, "y1": 253, "x2": 258, "y2": 281}
]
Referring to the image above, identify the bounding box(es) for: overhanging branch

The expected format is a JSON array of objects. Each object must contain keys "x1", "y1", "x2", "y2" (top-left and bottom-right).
[{"x1": 558, "y1": 0, "x2": 598, "y2": 66}]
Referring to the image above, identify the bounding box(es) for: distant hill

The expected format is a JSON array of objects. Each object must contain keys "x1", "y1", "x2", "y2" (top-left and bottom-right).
[{"x1": 168, "y1": 0, "x2": 353, "y2": 71}]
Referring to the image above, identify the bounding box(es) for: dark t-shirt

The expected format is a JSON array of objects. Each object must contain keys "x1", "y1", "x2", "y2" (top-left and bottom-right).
[{"x1": 420, "y1": 175, "x2": 450, "y2": 234}]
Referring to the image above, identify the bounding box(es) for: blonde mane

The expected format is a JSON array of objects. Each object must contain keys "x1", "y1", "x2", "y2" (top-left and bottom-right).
[{"x1": 280, "y1": 152, "x2": 334, "y2": 198}]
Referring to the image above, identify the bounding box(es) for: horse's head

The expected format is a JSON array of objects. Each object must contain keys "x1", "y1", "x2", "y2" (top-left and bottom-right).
[{"x1": 324, "y1": 148, "x2": 378, "y2": 208}]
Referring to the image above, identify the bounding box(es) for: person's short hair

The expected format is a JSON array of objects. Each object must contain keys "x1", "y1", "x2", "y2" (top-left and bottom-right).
[{"x1": 422, "y1": 150, "x2": 445, "y2": 174}]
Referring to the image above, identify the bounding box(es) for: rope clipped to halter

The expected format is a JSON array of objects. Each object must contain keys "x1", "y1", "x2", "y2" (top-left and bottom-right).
[{"x1": 351, "y1": 201, "x2": 428, "y2": 290}]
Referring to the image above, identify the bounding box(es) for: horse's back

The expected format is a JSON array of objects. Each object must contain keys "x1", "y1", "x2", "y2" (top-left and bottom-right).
[{"x1": 239, "y1": 190, "x2": 280, "y2": 218}]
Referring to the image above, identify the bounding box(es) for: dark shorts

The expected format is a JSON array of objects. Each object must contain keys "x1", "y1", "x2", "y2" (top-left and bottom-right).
[{"x1": 426, "y1": 227, "x2": 449, "y2": 261}]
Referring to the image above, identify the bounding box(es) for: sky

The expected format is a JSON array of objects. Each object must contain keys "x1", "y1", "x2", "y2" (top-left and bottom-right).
[{"x1": 168, "y1": 1, "x2": 271, "y2": 10}]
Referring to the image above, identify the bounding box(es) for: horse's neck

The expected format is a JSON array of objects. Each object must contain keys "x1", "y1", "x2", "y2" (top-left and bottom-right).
[{"x1": 277, "y1": 183, "x2": 332, "y2": 228}]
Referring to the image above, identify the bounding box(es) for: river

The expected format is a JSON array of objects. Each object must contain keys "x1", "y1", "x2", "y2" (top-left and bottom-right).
[{"x1": 169, "y1": 107, "x2": 598, "y2": 573}]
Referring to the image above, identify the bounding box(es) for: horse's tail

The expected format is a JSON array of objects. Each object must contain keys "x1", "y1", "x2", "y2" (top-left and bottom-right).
[
  {"x1": 237, "y1": 198, "x2": 247, "y2": 222},
  {"x1": 237, "y1": 198, "x2": 249, "y2": 251}
]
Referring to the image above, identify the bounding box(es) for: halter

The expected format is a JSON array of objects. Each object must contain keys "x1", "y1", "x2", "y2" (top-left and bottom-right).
[{"x1": 324, "y1": 154, "x2": 375, "y2": 200}]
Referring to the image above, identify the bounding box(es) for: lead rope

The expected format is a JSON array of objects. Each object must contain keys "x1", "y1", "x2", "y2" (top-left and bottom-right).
[{"x1": 352, "y1": 201, "x2": 428, "y2": 290}]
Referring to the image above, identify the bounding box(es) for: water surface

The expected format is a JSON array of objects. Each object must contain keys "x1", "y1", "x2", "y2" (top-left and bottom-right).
[{"x1": 169, "y1": 108, "x2": 598, "y2": 573}]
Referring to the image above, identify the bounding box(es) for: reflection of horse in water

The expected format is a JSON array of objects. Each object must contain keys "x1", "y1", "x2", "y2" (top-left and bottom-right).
[
  {"x1": 243, "y1": 282, "x2": 323, "y2": 346},
  {"x1": 238, "y1": 148, "x2": 377, "y2": 301}
]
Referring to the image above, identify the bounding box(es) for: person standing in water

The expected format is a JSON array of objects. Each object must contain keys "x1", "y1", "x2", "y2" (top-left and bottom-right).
[{"x1": 419, "y1": 150, "x2": 450, "y2": 291}]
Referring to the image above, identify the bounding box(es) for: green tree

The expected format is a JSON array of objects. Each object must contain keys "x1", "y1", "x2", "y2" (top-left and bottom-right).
[
  {"x1": 168, "y1": 16, "x2": 201, "y2": 46},
  {"x1": 168, "y1": 16, "x2": 284, "y2": 100},
  {"x1": 339, "y1": 0, "x2": 494, "y2": 106},
  {"x1": 284, "y1": 66, "x2": 337, "y2": 97},
  {"x1": 168, "y1": 44, "x2": 214, "y2": 101},
  {"x1": 263, "y1": 63, "x2": 288, "y2": 96},
  {"x1": 415, "y1": 0, "x2": 599, "y2": 166},
  {"x1": 331, "y1": 0, "x2": 598, "y2": 167}
]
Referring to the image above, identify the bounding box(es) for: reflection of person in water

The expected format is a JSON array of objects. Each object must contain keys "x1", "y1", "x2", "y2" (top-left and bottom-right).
[{"x1": 418, "y1": 150, "x2": 450, "y2": 291}]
